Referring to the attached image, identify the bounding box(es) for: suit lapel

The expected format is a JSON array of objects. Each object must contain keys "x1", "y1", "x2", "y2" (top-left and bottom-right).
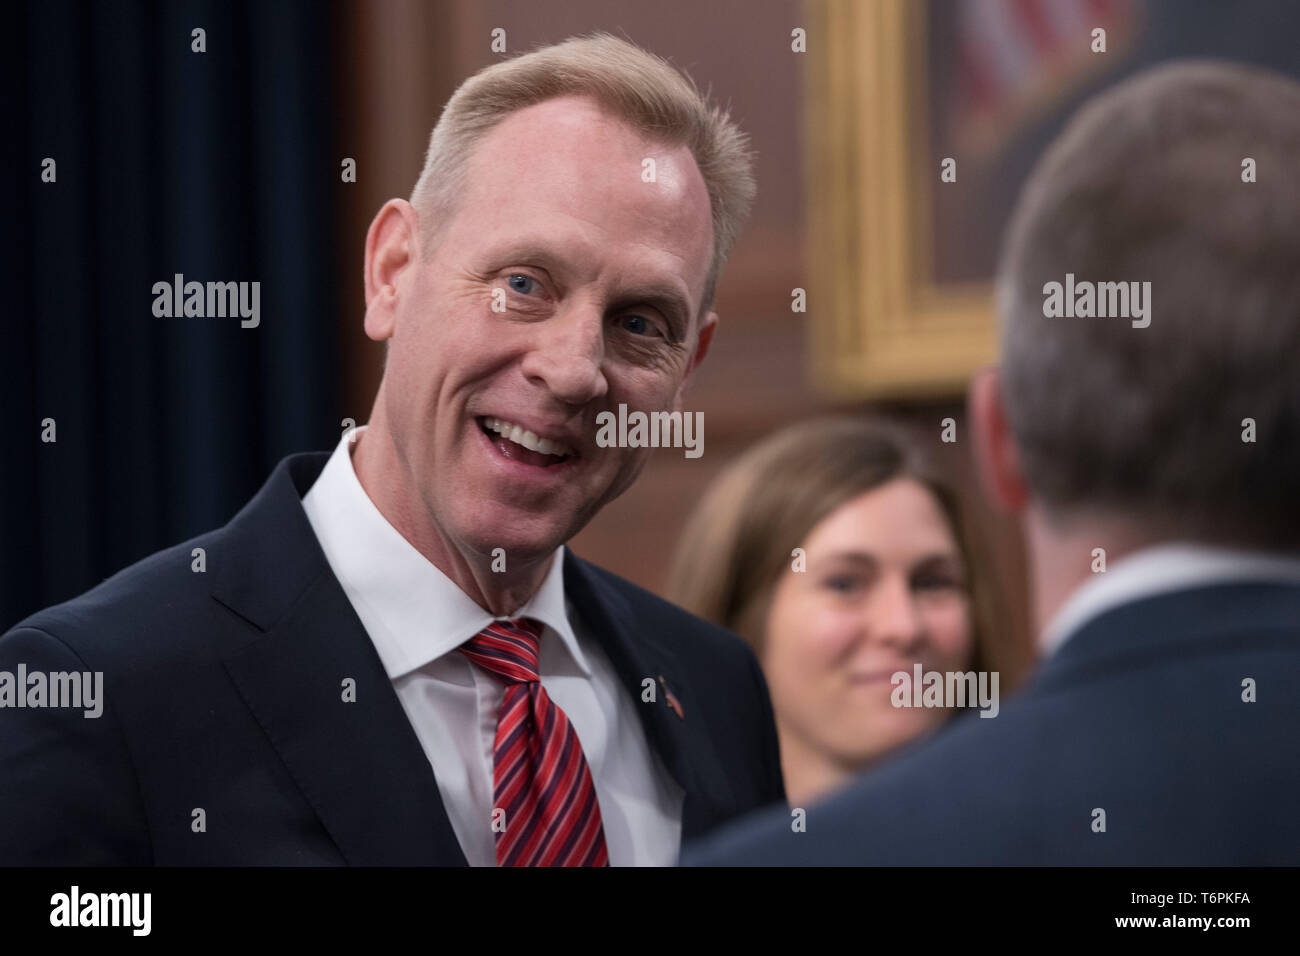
[
  {"x1": 213, "y1": 453, "x2": 466, "y2": 865},
  {"x1": 563, "y1": 550, "x2": 739, "y2": 839}
]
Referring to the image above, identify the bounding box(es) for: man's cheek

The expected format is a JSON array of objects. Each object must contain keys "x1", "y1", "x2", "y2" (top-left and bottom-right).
[
  {"x1": 603, "y1": 446, "x2": 651, "y2": 498},
  {"x1": 622, "y1": 444, "x2": 654, "y2": 475}
]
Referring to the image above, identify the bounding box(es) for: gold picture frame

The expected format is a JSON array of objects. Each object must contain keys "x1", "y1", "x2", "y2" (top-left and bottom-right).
[{"x1": 806, "y1": 0, "x2": 996, "y2": 400}]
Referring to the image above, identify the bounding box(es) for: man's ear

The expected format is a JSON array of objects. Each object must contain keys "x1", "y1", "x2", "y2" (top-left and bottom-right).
[
  {"x1": 363, "y1": 199, "x2": 420, "y2": 342},
  {"x1": 968, "y1": 366, "x2": 1030, "y2": 513},
  {"x1": 671, "y1": 310, "x2": 717, "y2": 410},
  {"x1": 677, "y1": 310, "x2": 717, "y2": 403}
]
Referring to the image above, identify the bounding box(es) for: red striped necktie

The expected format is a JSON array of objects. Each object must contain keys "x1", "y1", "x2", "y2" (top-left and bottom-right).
[{"x1": 458, "y1": 618, "x2": 610, "y2": 866}]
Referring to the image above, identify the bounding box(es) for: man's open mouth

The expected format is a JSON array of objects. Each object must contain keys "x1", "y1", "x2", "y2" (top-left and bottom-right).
[{"x1": 477, "y1": 416, "x2": 575, "y2": 467}]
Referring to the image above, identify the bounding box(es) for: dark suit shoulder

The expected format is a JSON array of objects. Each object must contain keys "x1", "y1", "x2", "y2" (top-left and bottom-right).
[
  {"x1": 4, "y1": 523, "x2": 245, "y2": 670},
  {"x1": 5, "y1": 450, "x2": 333, "y2": 666}
]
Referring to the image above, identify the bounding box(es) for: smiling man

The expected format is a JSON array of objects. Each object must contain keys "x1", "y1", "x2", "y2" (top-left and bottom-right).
[
  {"x1": 357, "y1": 85, "x2": 717, "y2": 617},
  {"x1": 0, "y1": 34, "x2": 784, "y2": 866}
]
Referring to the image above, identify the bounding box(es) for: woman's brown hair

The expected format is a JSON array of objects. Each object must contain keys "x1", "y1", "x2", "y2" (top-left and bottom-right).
[{"x1": 665, "y1": 417, "x2": 995, "y2": 675}]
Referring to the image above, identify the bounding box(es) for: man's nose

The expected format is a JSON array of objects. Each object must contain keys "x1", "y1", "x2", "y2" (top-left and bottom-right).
[
  {"x1": 869, "y1": 573, "x2": 926, "y2": 651},
  {"x1": 520, "y1": 302, "x2": 609, "y2": 407}
]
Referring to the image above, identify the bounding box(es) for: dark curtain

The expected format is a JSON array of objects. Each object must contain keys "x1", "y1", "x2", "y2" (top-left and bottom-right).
[{"x1": 2, "y1": 0, "x2": 342, "y2": 627}]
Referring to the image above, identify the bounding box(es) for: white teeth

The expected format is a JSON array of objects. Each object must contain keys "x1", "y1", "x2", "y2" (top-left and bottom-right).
[{"x1": 482, "y1": 417, "x2": 573, "y2": 458}]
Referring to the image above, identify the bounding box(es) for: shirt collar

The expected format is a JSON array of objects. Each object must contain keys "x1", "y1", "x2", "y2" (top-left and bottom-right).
[
  {"x1": 300, "y1": 427, "x2": 592, "y2": 681},
  {"x1": 1041, "y1": 541, "x2": 1300, "y2": 656}
]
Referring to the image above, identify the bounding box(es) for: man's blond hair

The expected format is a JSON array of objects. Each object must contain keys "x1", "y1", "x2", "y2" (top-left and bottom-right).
[{"x1": 409, "y1": 32, "x2": 755, "y2": 314}]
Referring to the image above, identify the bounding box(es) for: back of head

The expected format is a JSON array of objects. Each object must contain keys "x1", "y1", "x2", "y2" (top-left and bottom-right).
[{"x1": 997, "y1": 60, "x2": 1300, "y2": 547}]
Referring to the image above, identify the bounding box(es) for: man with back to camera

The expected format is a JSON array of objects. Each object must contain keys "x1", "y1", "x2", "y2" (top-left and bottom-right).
[
  {"x1": 685, "y1": 60, "x2": 1300, "y2": 865},
  {"x1": 0, "y1": 33, "x2": 785, "y2": 866}
]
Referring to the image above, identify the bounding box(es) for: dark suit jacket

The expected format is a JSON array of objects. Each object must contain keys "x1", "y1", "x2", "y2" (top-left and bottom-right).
[
  {"x1": 0, "y1": 452, "x2": 784, "y2": 865},
  {"x1": 684, "y1": 580, "x2": 1300, "y2": 865}
]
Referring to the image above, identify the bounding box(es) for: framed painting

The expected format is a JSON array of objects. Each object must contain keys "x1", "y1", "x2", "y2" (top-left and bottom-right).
[{"x1": 805, "y1": 0, "x2": 1300, "y2": 399}]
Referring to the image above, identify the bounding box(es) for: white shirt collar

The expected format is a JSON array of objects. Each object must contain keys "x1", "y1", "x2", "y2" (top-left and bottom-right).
[
  {"x1": 1041, "y1": 541, "x2": 1300, "y2": 656},
  {"x1": 300, "y1": 427, "x2": 592, "y2": 680}
]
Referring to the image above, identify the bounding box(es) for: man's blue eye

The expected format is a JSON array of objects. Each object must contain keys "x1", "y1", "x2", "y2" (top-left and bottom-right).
[
  {"x1": 621, "y1": 314, "x2": 657, "y2": 337},
  {"x1": 508, "y1": 274, "x2": 536, "y2": 295}
]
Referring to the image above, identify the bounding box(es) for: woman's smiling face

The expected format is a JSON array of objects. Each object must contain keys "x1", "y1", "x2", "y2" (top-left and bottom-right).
[{"x1": 763, "y1": 478, "x2": 975, "y2": 772}]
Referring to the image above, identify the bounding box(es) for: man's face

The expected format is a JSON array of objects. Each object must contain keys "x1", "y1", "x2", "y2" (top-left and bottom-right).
[{"x1": 378, "y1": 95, "x2": 717, "y2": 564}]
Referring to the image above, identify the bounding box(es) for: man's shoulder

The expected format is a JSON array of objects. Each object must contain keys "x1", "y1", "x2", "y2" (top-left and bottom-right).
[
  {"x1": 5, "y1": 525, "x2": 234, "y2": 667},
  {"x1": 682, "y1": 679, "x2": 1128, "y2": 865},
  {"x1": 3, "y1": 452, "x2": 330, "y2": 667}
]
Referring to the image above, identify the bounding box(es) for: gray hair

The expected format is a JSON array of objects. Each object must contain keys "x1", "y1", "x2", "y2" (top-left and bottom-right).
[
  {"x1": 409, "y1": 31, "x2": 756, "y2": 316},
  {"x1": 997, "y1": 60, "x2": 1300, "y2": 546}
]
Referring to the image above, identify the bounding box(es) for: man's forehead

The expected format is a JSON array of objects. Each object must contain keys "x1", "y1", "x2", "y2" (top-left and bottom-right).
[{"x1": 458, "y1": 96, "x2": 715, "y2": 295}]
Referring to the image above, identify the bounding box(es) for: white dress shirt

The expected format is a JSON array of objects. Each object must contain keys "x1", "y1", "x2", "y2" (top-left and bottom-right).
[
  {"x1": 301, "y1": 428, "x2": 683, "y2": 865},
  {"x1": 1041, "y1": 542, "x2": 1300, "y2": 656}
]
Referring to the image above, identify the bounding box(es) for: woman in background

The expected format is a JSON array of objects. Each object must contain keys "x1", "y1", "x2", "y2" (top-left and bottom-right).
[{"x1": 666, "y1": 417, "x2": 998, "y2": 807}]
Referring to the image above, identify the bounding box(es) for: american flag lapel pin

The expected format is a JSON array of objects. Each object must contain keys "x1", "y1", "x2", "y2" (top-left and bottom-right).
[{"x1": 659, "y1": 675, "x2": 685, "y2": 720}]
